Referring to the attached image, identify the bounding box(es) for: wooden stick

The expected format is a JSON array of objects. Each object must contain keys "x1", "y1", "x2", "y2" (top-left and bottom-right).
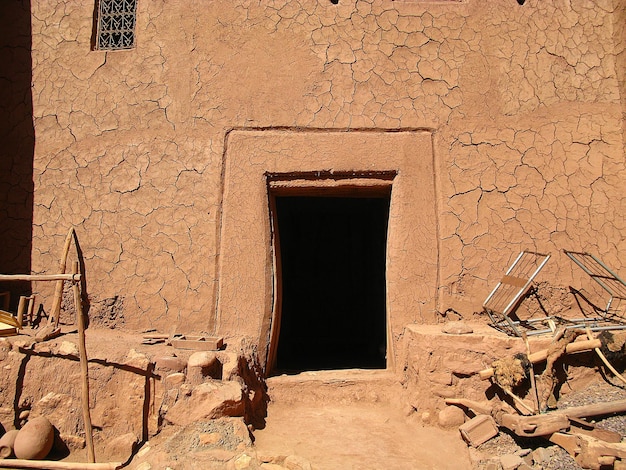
[
  {"x1": 0, "y1": 460, "x2": 122, "y2": 469},
  {"x1": 562, "y1": 399, "x2": 626, "y2": 419},
  {"x1": 445, "y1": 398, "x2": 492, "y2": 415},
  {"x1": 501, "y1": 386, "x2": 535, "y2": 415},
  {"x1": 479, "y1": 339, "x2": 602, "y2": 380},
  {"x1": 0, "y1": 274, "x2": 80, "y2": 282},
  {"x1": 50, "y1": 227, "x2": 76, "y2": 328},
  {"x1": 585, "y1": 326, "x2": 626, "y2": 386},
  {"x1": 74, "y1": 262, "x2": 95, "y2": 463},
  {"x1": 523, "y1": 333, "x2": 540, "y2": 414},
  {"x1": 16, "y1": 296, "x2": 27, "y2": 328}
]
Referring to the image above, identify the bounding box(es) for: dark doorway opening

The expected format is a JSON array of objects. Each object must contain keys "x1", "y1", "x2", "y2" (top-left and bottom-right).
[{"x1": 272, "y1": 195, "x2": 389, "y2": 374}]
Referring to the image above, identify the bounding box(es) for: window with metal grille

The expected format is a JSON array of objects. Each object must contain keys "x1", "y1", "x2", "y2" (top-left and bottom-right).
[{"x1": 95, "y1": 0, "x2": 137, "y2": 51}]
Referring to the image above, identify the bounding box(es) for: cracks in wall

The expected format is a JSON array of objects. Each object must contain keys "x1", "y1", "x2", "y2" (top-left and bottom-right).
[{"x1": 26, "y1": 0, "x2": 626, "y2": 328}]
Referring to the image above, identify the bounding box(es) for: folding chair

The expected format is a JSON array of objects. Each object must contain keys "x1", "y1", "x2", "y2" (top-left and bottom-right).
[
  {"x1": 483, "y1": 251, "x2": 551, "y2": 336},
  {"x1": 564, "y1": 250, "x2": 626, "y2": 320}
]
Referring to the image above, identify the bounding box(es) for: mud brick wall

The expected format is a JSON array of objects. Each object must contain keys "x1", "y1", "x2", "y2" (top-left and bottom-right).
[{"x1": 4, "y1": 1, "x2": 624, "y2": 350}]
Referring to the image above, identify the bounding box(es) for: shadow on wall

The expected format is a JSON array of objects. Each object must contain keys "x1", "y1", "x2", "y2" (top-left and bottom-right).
[{"x1": 0, "y1": 0, "x2": 34, "y2": 305}]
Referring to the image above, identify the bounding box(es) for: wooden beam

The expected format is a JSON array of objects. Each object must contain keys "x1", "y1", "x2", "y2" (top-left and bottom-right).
[{"x1": 0, "y1": 274, "x2": 80, "y2": 282}]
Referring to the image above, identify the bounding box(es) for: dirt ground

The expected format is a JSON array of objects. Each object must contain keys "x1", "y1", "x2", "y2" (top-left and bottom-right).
[
  {"x1": 252, "y1": 400, "x2": 471, "y2": 470},
  {"x1": 2, "y1": 323, "x2": 626, "y2": 469}
]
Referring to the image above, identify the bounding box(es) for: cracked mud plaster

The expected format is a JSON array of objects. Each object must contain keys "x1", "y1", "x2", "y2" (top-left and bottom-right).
[{"x1": 24, "y1": 0, "x2": 626, "y2": 330}]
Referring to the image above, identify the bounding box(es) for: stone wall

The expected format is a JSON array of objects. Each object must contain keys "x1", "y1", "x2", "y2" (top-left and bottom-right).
[{"x1": 10, "y1": 0, "x2": 626, "y2": 361}]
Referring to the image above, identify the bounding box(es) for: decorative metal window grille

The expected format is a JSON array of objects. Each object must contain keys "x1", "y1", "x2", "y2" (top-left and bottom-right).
[{"x1": 96, "y1": 0, "x2": 137, "y2": 50}]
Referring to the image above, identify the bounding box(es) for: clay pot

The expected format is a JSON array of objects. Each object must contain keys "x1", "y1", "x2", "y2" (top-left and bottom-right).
[
  {"x1": 13, "y1": 417, "x2": 54, "y2": 460},
  {"x1": 0, "y1": 429, "x2": 19, "y2": 459}
]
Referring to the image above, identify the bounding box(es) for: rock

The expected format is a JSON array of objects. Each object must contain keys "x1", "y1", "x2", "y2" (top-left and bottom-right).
[
  {"x1": 30, "y1": 393, "x2": 76, "y2": 436},
  {"x1": 199, "y1": 432, "x2": 221, "y2": 445},
  {"x1": 57, "y1": 341, "x2": 79, "y2": 356},
  {"x1": 467, "y1": 448, "x2": 484, "y2": 465},
  {"x1": 0, "y1": 408, "x2": 13, "y2": 427},
  {"x1": 438, "y1": 405, "x2": 466, "y2": 427},
  {"x1": 284, "y1": 454, "x2": 312, "y2": 470},
  {"x1": 59, "y1": 434, "x2": 85, "y2": 450},
  {"x1": 257, "y1": 451, "x2": 285, "y2": 463},
  {"x1": 196, "y1": 448, "x2": 236, "y2": 461},
  {"x1": 164, "y1": 381, "x2": 245, "y2": 426},
  {"x1": 442, "y1": 321, "x2": 473, "y2": 335},
  {"x1": 124, "y1": 349, "x2": 150, "y2": 369},
  {"x1": 449, "y1": 360, "x2": 482, "y2": 376},
  {"x1": 218, "y1": 352, "x2": 240, "y2": 380},
  {"x1": 106, "y1": 432, "x2": 139, "y2": 462},
  {"x1": 234, "y1": 453, "x2": 253, "y2": 469},
  {"x1": 136, "y1": 444, "x2": 151, "y2": 458},
  {"x1": 13, "y1": 416, "x2": 55, "y2": 460},
  {"x1": 164, "y1": 372, "x2": 186, "y2": 387},
  {"x1": 500, "y1": 453, "x2": 523, "y2": 470},
  {"x1": 187, "y1": 352, "x2": 220, "y2": 384},
  {"x1": 154, "y1": 355, "x2": 186, "y2": 373},
  {"x1": 135, "y1": 462, "x2": 152, "y2": 470},
  {"x1": 484, "y1": 461, "x2": 500, "y2": 470},
  {"x1": 231, "y1": 417, "x2": 252, "y2": 446},
  {"x1": 429, "y1": 371, "x2": 452, "y2": 386},
  {"x1": 532, "y1": 447, "x2": 552, "y2": 464}
]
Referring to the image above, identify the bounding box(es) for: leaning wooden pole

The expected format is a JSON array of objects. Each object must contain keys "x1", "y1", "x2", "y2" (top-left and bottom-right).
[
  {"x1": 51, "y1": 227, "x2": 75, "y2": 328},
  {"x1": 73, "y1": 261, "x2": 95, "y2": 463}
]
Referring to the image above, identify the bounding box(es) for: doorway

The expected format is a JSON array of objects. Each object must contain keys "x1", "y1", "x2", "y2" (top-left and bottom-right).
[{"x1": 269, "y1": 193, "x2": 390, "y2": 374}]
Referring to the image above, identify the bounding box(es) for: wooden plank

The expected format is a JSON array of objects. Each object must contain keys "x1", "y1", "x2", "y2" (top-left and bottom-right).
[
  {"x1": 0, "y1": 324, "x2": 17, "y2": 337},
  {"x1": 0, "y1": 310, "x2": 20, "y2": 328}
]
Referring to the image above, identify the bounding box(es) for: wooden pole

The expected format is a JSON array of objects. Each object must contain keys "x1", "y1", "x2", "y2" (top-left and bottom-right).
[
  {"x1": 585, "y1": 327, "x2": 626, "y2": 387},
  {"x1": 73, "y1": 262, "x2": 95, "y2": 463},
  {"x1": 0, "y1": 460, "x2": 122, "y2": 469},
  {"x1": 479, "y1": 338, "x2": 602, "y2": 380},
  {"x1": 523, "y1": 333, "x2": 540, "y2": 414},
  {"x1": 0, "y1": 274, "x2": 80, "y2": 282},
  {"x1": 50, "y1": 227, "x2": 75, "y2": 328}
]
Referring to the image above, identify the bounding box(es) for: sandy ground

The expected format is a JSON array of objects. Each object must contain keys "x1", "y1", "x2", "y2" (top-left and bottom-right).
[{"x1": 253, "y1": 384, "x2": 472, "y2": 470}]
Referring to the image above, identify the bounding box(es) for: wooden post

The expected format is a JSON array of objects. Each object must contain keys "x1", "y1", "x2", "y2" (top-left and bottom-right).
[
  {"x1": 74, "y1": 261, "x2": 95, "y2": 463},
  {"x1": 50, "y1": 227, "x2": 75, "y2": 328}
]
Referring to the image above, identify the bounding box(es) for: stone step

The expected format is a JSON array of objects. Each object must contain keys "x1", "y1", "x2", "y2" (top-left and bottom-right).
[{"x1": 265, "y1": 369, "x2": 404, "y2": 406}]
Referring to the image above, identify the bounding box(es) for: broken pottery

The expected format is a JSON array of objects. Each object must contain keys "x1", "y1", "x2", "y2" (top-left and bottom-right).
[{"x1": 0, "y1": 429, "x2": 19, "y2": 458}]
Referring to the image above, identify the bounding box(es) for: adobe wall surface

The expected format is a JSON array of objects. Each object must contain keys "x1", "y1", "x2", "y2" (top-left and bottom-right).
[
  {"x1": 17, "y1": 1, "x2": 626, "y2": 356},
  {"x1": 615, "y1": 0, "x2": 626, "y2": 146}
]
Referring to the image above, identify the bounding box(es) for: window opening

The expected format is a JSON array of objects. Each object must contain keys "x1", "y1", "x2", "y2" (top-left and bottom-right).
[{"x1": 94, "y1": 0, "x2": 137, "y2": 50}]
